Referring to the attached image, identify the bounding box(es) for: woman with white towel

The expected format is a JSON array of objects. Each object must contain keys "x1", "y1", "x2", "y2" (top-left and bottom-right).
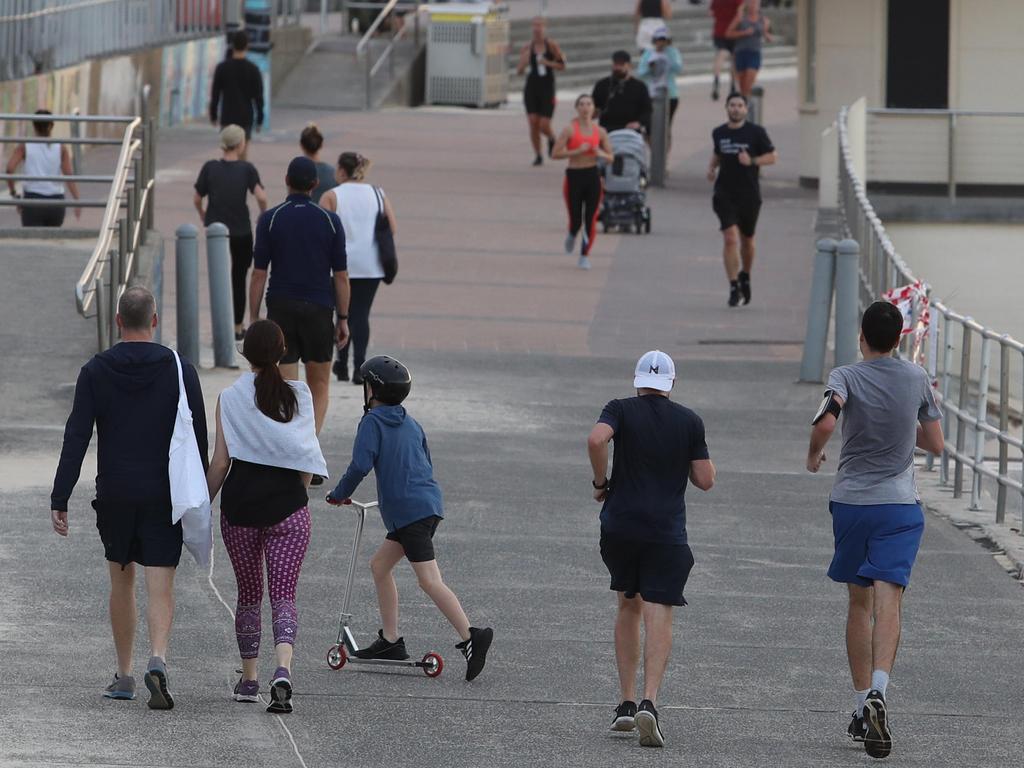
[{"x1": 206, "y1": 319, "x2": 328, "y2": 715}]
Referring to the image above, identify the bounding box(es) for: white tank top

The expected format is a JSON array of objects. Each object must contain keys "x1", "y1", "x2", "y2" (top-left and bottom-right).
[
  {"x1": 333, "y1": 182, "x2": 385, "y2": 279},
  {"x1": 23, "y1": 142, "x2": 64, "y2": 196}
]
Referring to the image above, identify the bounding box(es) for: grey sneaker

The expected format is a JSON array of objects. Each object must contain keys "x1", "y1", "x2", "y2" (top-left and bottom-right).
[
  {"x1": 577, "y1": 255, "x2": 591, "y2": 270},
  {"x1": 103, "y1": 673, "x2": 136, "y2": 700},
  {"x1": 267, "y1": 666, "x2": 293, "y2": 714},
  {"x1": 564, "y1": 233, "x2": 576, "y2": 254},
  {"x1": 233, "y1": 678, "x2": 260, "y2": 703},
  {"x1": 143, "y1": 656, "x2": 174, "y2": 710}
]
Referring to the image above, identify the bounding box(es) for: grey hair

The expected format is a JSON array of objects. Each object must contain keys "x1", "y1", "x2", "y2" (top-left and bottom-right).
[{"x1": 117, "y1": 285, "x2": 156, "y2": 331}]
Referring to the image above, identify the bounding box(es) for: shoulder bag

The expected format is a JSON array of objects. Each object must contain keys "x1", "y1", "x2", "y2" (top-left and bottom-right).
[{"x1": 373, "y1": 186, "x2": 398, "y2": 285}]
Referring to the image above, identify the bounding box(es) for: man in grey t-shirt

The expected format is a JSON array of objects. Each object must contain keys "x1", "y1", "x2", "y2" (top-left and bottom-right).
[{"x1": 806, "y1": 301, "x2": 944, "y2": 759}]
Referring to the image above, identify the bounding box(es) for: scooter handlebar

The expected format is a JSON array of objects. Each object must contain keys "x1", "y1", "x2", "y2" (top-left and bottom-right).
[{"x1": 325, "y1": 495, "x2": 379, "y2": 513}]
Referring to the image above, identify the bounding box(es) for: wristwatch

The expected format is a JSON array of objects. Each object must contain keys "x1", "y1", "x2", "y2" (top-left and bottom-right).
[
  {"x1": 592, "y1": 478, "x2": 609, "y2": 490},
  {"x1": 337, "y1": 314, "x2": 348, "y2": 320}
]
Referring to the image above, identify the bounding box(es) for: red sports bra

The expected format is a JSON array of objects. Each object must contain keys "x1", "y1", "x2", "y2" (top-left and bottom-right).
[{"x1": 567, "y1": 120, "x2": 600, "y2": 155}]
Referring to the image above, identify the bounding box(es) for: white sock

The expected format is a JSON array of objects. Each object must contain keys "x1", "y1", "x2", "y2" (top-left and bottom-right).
[
  {"x1": 855, "y1": 688, "x2": 870, "y2": 714},
  {"x1": 871, "y1": 669, "x2": 890, "y2": 697}
]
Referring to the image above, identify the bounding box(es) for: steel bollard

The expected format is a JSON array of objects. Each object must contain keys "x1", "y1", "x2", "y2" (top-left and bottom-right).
[
  {"x1": 175, "y1": 224, "x2": 200, "y2": 366},
  {"x1": 834, "y1": 238, "x2": 860, "y2": 367},
  {"x1": 206, "y1": 222, "x2": 236, "y2": 368},
  {"x1": 799, "y1": 238, "x2": 838, "y2": 382},
  {"x1": 650, "y1": 91, "x2": 670, "y2": 188},
  {"x1": 748, "y1": 85, "x2": 764, "y2": 124}
]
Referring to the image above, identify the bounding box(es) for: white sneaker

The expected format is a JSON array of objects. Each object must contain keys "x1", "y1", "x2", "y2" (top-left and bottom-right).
[{"x1": 577, "y1": 256, "x2": 591, "y2": 270}]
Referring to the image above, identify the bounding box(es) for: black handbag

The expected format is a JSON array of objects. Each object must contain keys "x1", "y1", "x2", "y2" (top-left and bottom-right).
[{"x1": 373, "y1": 186, "x2": 398, "y2": 285}]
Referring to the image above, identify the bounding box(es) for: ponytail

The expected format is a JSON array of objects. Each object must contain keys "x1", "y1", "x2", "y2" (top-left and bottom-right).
[{"x1": 242, "y1": 320, "x2": 298, "y2": 423}]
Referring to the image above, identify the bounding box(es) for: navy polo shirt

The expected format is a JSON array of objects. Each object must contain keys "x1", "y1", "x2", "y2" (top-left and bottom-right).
[{"x1": 253, "y1": 193, "x2": 347, "y2": 309}]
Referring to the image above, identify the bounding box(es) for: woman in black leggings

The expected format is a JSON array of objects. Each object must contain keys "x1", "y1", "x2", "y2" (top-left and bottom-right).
[
  {"x1": 320, "y1": 152, "x2": 397, "y2": 383},
  {"x1": 552, "y1": 94, "x2": 613, "y2": 270}
]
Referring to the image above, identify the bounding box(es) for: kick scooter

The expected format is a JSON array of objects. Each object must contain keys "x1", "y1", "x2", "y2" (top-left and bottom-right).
[{"x1": 324, "y1": 497, "x2": 444, "y2": 678}]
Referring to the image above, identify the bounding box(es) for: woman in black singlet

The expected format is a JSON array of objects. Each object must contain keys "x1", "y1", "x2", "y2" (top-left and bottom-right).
[{"x1": 516, "y1": 16, "x2": 566, "y2": 166}]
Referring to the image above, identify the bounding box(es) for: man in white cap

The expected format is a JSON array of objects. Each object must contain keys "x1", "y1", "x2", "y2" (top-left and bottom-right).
[{"x1": 587, "y1": 350, "x2": 716, "y2": 748}]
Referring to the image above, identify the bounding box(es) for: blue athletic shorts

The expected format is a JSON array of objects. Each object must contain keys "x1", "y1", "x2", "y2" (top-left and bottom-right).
[
  {"x1": 828, "y1": 501, "x2": 924, "y2": 588},
  {"x1": 734, "y1": 49, "x2": 762, "y2": 72}
]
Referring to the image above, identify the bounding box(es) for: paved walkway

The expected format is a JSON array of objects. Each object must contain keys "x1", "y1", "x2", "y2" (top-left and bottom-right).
[{"x1": 2, "y1": 74, "x2": 1023, "y2": 768}]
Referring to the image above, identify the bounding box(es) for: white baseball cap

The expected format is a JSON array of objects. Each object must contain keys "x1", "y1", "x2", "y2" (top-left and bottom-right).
[{"x1": 633, "y1": 350, "x2": 675, "y2": 392}]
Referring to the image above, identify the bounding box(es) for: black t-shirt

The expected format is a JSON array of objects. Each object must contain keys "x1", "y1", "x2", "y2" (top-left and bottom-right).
[
  {"x1": 598, "y1": 395, "x2": 710, "y2": 545},
  {"x1": 194, "y1": 159, "x2": 261, "y2": 236},
  {"x1": 592, "y1": 75, "x2": 653, "y2": 134},
  {"x1": 221, "y1": 459, "x2": 308, "y2": 528},
  {"x1": 712, "y1": 121, "x2": 775, "y2": 199}
]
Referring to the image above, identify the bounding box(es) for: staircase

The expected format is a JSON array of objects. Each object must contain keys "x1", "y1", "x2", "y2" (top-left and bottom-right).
[{"x1": 507, "y1": 9, "x2": 797, "y2": 93}]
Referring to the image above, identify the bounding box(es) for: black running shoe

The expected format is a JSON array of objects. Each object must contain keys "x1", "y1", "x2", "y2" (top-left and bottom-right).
[
  {"x1": 635, "y1": 699, "x2": 665, "y2": 747},
  {"x1": 847, "y1": 712, "x2": 867, "y2": 742},
  {"x1": 332, "y1": 359, "x2": 349, "y2": 381},
  {"x1": 712, "y1": 75, "x2": 720, "y2": 101},
  {"x1": 728, "y1": 282, "x2": 741, "y2": 307},
  {"x1": 862, "y1": 690, "x2": 892, "y2": 758},
  {"x1": 457, "y1": 626, "x2": 493, "y2": 681},
  {"x1": 548, "y1": 136, "x2": 555, "y2": 157},
  {"x1": 310, "y1": 475, "x2": 324, "y2": 486},
  {"x1": 738, "y1": 270, "x2": 751, "y2": 305},
  {"x1": 352, "y1": 372, "x2": 364, "y2": 386},
  {"x1": 532, "y1": 154, "x2": 543, "y2": 166},
  {"x1": 352, "y1": 629, "x2": 410, "y2": 660},
  {"x1": 611, "y1": 700, "x2": 637, "y2": 732}
]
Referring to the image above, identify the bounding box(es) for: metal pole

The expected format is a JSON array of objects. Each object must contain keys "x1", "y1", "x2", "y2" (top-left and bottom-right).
[
  {"x1": 146, "y1": 117, "x2": 156, "y2": 232},
  {"x1": 205, "y1": 222, "x2": 236, "y2": 368},
  {"x1": 321, "y1": 0, "x2": 327, "y2": 34},
  {"x1": 940, "y1": 312, "x2": 954, "y2": 485},
  {"x1": 969, "y1": 337, "x2": 991, "y2": 510},
  {"x1": 95, "y1": 275, "x2": 110, "y2": 351},
  {"x1": 925, "y1": 304, "x2": 939, "y2": 471},
  {"x1": 799, "y1": 238, "x2": 837, "y2": 383},
  {"x1": 649, "y1": 91, "x2": 669, "y2": 188},
  {"x1": 109, "y1": 249, "x2": 120, "y2": 346},
  {"x1": 996, "y1": 341, "x2": 1010, "y2": 523},
  {"x1": 749, "y1": 84, "x2": 764, "y2": 125},
  {"x1": 365, "y1": 52, "x2": 372, "y2": 109},
  {"x1": 118, "y1": 218, "x2": 129, "y2": 284},
  {"x1": 947, "y1": 111, "x2": 956, "y2": 204},
  {"x1": 953, "y1": 323, "x2": 972, "y2": 498},
  {"x1": 833, "y1": 238, "x2": 860, "y2": 367},
  {"x1": 175, "y1": 224, "x2": 201, "y2": 365}
]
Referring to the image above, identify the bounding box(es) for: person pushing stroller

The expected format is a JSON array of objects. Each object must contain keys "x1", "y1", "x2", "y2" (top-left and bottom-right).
[{"x1": 327, "y1": 356, "x2": 494, "y2": 681}]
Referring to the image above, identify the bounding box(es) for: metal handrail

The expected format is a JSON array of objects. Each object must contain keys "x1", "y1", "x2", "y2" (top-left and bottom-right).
[
  {"x1": 355, "y1": 0, "x2": 401, "y2": 55},
  {"x1": 836, "y1": 104, "x2": 1024, "y2": 530},
  {"x1": 349, "y1": 0, "x2": 424, "y2": 109}
]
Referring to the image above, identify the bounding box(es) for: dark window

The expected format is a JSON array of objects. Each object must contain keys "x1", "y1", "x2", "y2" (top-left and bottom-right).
[{"x1": 886, "y1": 0, "x2": 949, "y2": 108}]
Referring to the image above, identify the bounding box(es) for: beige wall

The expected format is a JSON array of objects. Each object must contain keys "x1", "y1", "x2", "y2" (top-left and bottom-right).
[{"x1": 799, "y1": 0, "x2": 1024, "y2": 181}]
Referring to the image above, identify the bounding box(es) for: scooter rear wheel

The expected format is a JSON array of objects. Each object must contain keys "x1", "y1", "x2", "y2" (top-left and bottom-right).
[
  {"x1": 327, "y1": 644, "x2": 347, "y2": 670},
  {"x1": 422, "y1": 652, "x2": 444, "y2": 678}
]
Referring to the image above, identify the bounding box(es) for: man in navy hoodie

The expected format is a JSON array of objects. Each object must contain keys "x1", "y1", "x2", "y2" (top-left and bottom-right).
[
  {"x1": 50, "y1": 286, "x2": 208, "y2": 710},
  {"x1": 327, "y1": 355, "x2": 493, "y2": 681}
]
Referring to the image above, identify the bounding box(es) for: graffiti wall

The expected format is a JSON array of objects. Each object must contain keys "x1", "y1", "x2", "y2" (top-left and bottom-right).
[
  {"x1": 0, "y1": 64, "x2": 90, "y2": 139},
  {"x1": 159, "y1": 36, "x2": 226, "y2": 128}
]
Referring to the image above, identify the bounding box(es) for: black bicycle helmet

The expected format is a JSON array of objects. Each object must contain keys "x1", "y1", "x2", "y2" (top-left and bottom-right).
[{"x1": 360, "y1": 355, "x2": 412, "y2": 409}]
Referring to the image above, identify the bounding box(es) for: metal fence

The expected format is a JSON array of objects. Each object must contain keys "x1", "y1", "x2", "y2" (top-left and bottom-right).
[
  {"x1": 0, "y1": 0, "x2": 223, "y2": 82},
  {"x1": 837, "y1": 105, "x2": 1024, "y2": 530},
  {"x1": 349, "y1": 0, "x2": 423, "y2": 109}
]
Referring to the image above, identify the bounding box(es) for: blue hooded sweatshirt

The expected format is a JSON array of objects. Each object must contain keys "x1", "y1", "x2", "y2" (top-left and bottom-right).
[{"x1": 331, "y1": 405, "x2": 443, "y2": 531}]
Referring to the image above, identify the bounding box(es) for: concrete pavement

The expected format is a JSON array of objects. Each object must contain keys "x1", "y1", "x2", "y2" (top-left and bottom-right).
[{"x1": 2, "y1": 73, "x2": 1023, "y2": 768}]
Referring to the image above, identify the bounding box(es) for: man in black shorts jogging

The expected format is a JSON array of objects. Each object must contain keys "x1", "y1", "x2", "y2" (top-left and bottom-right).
[
  {"x1": 587, "y1": 350, "x2": 716, "y2": 748},
  {"x1": 249, "y1": 156, "x2": 350, "y2": 443},
  {"x1": 706, "y1": 93, "x2": 777, "y2": 307}
]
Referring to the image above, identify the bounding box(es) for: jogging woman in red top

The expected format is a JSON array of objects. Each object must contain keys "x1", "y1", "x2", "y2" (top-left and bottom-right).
[{"x1": 552, "y1": 94, "x2": 613, "y2": 270}]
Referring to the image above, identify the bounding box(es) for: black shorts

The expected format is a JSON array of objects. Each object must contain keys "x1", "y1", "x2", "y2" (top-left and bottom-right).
[
  {"x1": 92, "y1": 498, "x2": 183, "y2": 568},
  {"x1": 600, "y1": 531, "x2": 694, "y2": 606},
  {"x1": 713, "y1": 36, "x2": 735, "y2": 52},
  {"x1": 267, "y1": 295, "x2": 335, "y2": 364},
  {"x1": 712, "y1": 192, "x2": 762, "y2": 237},
  {"x1": 386, "y1": 515, "x2": 442, "y2": 563},
  {"x1": 524, "y1": 83, "x2": 556, "y2": 118}
]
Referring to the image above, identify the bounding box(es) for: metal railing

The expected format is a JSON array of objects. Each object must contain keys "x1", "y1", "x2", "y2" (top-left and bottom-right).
[
  {"x1": 349, "y1": 0, "x2": 423, "y2": 109},
  {"x1": 837, "y1": 105, "x2": 1024, "y2": 529},
  {"x1": 865, "y1": 108, "x2": 1024, "y2": 203},
  {"x1": 0, "y1": 0, "x2": 223, "y2": 82}
]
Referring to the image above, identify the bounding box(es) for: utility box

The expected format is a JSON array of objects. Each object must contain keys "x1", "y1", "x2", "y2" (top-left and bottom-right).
[{"x1": 424, "y1": 2, "x2": 509, "y2": 107}]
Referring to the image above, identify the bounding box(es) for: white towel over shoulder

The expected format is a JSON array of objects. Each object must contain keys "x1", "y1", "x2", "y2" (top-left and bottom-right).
[{"x1": 219, "y1": 372, "x2": 329, "y2": 477}]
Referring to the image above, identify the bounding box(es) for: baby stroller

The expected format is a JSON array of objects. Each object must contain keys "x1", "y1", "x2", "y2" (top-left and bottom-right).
[{"x1": 600, "y1": 129, "x2": 652, "y2": 234}]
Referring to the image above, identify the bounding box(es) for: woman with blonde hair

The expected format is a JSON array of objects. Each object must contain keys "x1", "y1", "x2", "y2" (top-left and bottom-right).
[{"x1": 320, "y1": 152, "x2": 398, "y2": 384}]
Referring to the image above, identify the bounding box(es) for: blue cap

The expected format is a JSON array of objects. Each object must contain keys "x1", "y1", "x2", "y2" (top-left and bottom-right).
[{"x1": 286, "y1": 156, "x2": 318, "y2": 191}]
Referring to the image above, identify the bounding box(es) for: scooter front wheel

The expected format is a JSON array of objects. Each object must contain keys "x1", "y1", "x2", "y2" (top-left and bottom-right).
[
  {"x1": 422, "y1": 652, "x2": 444, "y2": 678},
  {"x1": 327, "y1": 644, "x2": 347, "y2": 670}
]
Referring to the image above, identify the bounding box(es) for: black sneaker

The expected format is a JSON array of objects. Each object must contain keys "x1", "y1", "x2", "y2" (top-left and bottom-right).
[
  {"x1": 352, "y1": 372, "x2": 364, "y2": 386},
  {"x1": 862, "y1": 690, "x2": 892, "y2": 758},
  {"x1": 635, "y1": 699, "x2": 665, "y2": 747},
  {"x1": 456, "y1": 626, "x2": 493, "y2": 681},
  {"x1": 532, "y1": 154, "x2": 543, "y2": 167},
  {"x1": 728, "y1": 282, "x2": 741, "y2": 307},
  {"x1": 332, "y1": 359, "x2": 349, "y2": 382},
  {"x1": 712, "y1": 75, "x2": 720, "y2": 101},
  {"x1": 738, "y1": 270, "x2": 751, "y2": 305},
  {"x1": 548, "y1": 136, "x2": 555, "y2": 157},
  {"x1": 352, "y1": 629, "x2": 410, "y2": 660},
  {"x1": 611, "y1": 700, "x2": 637, "y2": 732},
  {"x1": 310, "y1": 475, "x2": 324, "y2": 487},
  {"x1": 847, "y1": 711, "x2": 867, "y2": 742}
]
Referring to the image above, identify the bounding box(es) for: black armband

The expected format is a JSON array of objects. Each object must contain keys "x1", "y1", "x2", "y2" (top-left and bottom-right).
[{"x1": 811, "y1": 390, "x2": 842, "y2": 425}]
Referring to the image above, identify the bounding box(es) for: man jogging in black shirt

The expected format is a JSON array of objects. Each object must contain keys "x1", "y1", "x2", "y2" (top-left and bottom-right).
[
  {"x1": 592, "y1": 50, "x2": 653, "y2": 135},
  {"x1": 706, "y1": 93, "x2": 777, "y2": 307},
  {"x1": 210, "y1": 30, "x2": 264, "y2": 146}
]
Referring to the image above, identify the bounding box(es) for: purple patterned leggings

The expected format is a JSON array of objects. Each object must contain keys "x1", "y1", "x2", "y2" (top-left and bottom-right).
[{"x1": 221, "y1": 507, "x2": 311, "y2": 659}]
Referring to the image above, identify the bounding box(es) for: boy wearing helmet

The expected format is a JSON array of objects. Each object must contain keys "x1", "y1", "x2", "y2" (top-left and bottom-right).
[{"x1": 327, "y1": 356, "x2": 494, "y2": 680}]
